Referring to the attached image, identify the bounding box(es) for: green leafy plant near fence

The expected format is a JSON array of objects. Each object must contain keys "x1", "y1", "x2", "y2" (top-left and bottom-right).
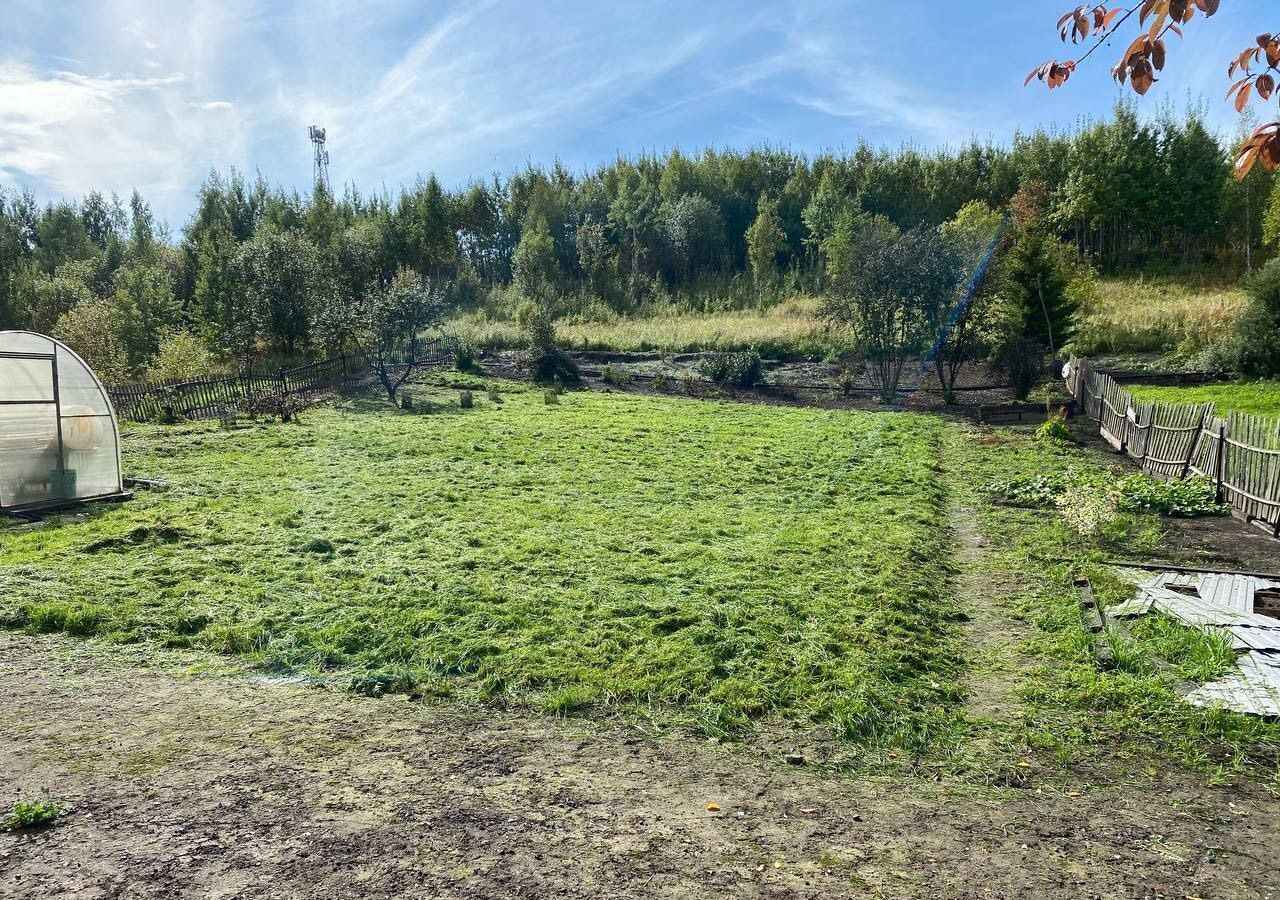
[{"x1": 992, "y1": 472, "x2": 1227, "y2": 518}]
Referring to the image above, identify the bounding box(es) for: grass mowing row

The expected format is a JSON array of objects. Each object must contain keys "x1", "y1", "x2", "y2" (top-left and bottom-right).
[
  {"x1": 1127, "y1": 380, "x2": 1280, "y2": 419},
  {"x1": 948, "y1": 424, "x2": 1280, "y2": 786},
  {"x1": 0, "y1": 381, "x2": 964, "y2": 753}
]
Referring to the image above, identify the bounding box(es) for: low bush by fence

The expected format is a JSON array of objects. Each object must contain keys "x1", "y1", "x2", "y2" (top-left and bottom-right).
[
  {"x1": 1066, "y1": 355, "x2": 1280, "y2": 538},
  {"x1": 108, "y1": 338, "x2": 453, "y2": 422}
]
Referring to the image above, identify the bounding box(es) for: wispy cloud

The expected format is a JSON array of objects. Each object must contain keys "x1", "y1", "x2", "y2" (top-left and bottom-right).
[{"x1": 4, "y1": 0, "x2": 1269, "y2": 228}]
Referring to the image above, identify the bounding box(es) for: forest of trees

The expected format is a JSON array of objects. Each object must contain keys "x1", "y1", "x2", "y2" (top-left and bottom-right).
[{"x1": 0, "y1": 102, "x2": 1277, "y2": 383}]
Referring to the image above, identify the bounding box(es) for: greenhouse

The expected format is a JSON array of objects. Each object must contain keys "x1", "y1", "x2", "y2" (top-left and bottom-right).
[{"x1": 0, "y1": 331, "x2": 126, "y2": 513}]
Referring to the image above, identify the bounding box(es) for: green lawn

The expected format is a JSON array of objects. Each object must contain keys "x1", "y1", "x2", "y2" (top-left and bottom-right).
[
  {"x1": 1127, "y1": 380, "x2": 1280, "y2": 418},
  {"x1": 0, "y1": 382, "x2": 963, "y2": 751},
  {"x1": 5, "y1": 381, "x2": 1278, "y2": 780}
]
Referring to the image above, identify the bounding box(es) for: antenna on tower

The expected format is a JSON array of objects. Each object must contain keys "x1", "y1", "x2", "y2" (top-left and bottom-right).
[{"x1": 308, "y1": 125, "x2": 330, "y2": 194}]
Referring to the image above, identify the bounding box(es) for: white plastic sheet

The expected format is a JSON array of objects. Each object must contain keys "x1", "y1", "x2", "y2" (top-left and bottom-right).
[{"x1": 0, "y1": 331, "x2": 123, "y2": 510}]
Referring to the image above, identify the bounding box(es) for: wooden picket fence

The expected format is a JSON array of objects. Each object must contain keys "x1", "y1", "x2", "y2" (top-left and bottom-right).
[
  {"x1": 1066, "y1": 355, "x2": 1280, "y2": 538},
  {"x1": 107, "y1": 338, "x2": 453, "y2": 423}
]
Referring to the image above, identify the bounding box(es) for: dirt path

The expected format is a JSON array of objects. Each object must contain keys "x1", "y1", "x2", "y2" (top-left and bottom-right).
[
  {"x1": 3, "y1": 633, "x2": 1279, "y2": 900},
  {"x1": 950, "y1": 504, "x2": 1033, "y2": 729}
]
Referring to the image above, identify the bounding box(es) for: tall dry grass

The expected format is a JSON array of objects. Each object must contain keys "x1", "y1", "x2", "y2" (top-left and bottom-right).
[
  {"x1": 1071, "y1": 277, "x2": 1247, "y2": 357},
  {"x1": 450, "y1": 297, "x2": 843, "y2": 360}
]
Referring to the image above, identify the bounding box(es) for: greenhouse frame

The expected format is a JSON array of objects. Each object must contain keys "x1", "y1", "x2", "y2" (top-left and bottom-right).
[{"x1": 0, "y1": 331, "x2": 127, "y2": 513}]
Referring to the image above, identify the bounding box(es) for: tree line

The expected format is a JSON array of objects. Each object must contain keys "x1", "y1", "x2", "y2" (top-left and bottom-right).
[{"x1": 0, "y1": 101, "x2": 1277, "y2": 383}]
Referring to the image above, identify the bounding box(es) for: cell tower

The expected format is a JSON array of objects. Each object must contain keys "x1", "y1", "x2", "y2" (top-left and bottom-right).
[{"x1": 308, "y1": 125, "x2": 330, "y2": 194}]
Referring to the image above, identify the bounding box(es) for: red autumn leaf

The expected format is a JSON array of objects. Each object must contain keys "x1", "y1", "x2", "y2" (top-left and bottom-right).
[
  {"x1": 1258, "y1": 73, "x2": 1276, "y2": 101},
  {"x1": 1235, "y1": 80, "x2": 1253, "y2": 112},
  {"x1": 1226, "y1": 76, "x2": 1252, "y2": 100}
]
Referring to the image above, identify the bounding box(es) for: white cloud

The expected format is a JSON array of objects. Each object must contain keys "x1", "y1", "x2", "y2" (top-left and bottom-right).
[{"x1": 0, "y1": 62, "x2": 249, "y2": 223}]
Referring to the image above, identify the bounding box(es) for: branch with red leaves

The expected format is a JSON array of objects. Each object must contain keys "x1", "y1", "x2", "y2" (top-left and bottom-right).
[{"x1": 1027, "y1": 1, "x2": 1280, "y2": 179}]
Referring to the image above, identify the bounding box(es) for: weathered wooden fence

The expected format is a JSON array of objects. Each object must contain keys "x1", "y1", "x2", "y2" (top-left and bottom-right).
[
  {"x1": 108, "y1": 338, "x2": 453, "y2": 422},
  {"x1": 1066, "y1": 355, "x2": 1280, "y2": 538}
]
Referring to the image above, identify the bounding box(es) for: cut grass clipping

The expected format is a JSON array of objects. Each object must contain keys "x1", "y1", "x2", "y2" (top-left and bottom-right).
[
  {"x1": 3, "y1": 791, "x2": 65, "y2": 831},
  {"x1": 0, "y1": 384, "x2": 966, "y2": 754}
]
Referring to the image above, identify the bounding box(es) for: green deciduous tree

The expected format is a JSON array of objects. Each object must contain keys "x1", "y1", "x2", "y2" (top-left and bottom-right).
[
  {"x1": 745, "y1": 195, "x2": 787, "y2": 283},
  {"x1": 53, "y1": 299, "x2": 130, "y2": 385},
  {"x1": 318, "y1": 268, "x2": 446, "y2": 402},
  {"x1": 822, "y1": 225, "x2": 966, "y2": 404},
  {"x1": 235, "y1": 229, "x2": 322, "y2": 356}
]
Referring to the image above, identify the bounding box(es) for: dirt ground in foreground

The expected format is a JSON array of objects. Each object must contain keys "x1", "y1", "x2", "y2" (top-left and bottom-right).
[{"x1": 2, "y1": 634, "x2": 1278, "y2": 900}]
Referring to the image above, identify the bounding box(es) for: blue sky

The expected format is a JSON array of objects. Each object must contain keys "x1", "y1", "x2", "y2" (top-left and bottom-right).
[{"x1": 0, "y1": 0, "x2": 1271, "y2": 229}]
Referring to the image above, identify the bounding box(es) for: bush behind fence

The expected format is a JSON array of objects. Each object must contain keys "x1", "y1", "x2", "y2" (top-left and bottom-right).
[
  {"x1": 1066, "y1": 355, "x2": 1280, "y2": 538},
  {"x1": 107, "y1": 338, "x2": 453, "y2": 422}
]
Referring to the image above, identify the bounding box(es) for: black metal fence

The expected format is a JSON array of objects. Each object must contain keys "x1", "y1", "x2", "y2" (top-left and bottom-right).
[{"x1": 107, "y1": 338, "x2": 453, "y2": 422}]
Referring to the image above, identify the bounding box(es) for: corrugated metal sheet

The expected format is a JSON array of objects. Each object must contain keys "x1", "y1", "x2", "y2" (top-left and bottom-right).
[
  {"x1": 1143, "y1": 587, "x2": 1280, "y2": 630},
  {"x1": 1224, "y1": 627, "x2": 1280, "y2": 652},
  {"x1": 1139, "y1": 572, "x2": 1280, "y2": 613},
  {"x1": 1186, "y1": 652, "x2": 1280, "y2": 717},
  {"x1": 1110, "y1": 571, "x2": 1280, "y2": 716}
]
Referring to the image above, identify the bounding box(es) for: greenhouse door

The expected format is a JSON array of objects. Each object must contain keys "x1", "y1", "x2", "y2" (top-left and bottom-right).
[{"x1": 0, "y1": 352, "x2": 67, "y2": 510}]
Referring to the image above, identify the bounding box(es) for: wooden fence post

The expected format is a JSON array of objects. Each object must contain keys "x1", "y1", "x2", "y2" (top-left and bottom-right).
[
  {"x1": 1180, "y1": 408, "x2": 1207, "y2": 480},
  {"x1": 1215, "y1": 422, "x2": 1227, "y2": 505}
]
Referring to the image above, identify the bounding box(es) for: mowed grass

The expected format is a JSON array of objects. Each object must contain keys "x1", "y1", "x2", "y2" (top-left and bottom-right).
[
  {"x1": 0, "y1": 384, "x2": 965, "y2": 751},
  {"x1": 451, "y1": 297, "x2": 841, "y2": 360},
  {"x1": 1128, "y1": 380, "x2": 1280, "y2": 419},
  {"x1": 950, "y1": 425, "x2": 1280, "y2": 780},
  {"x1": 1071, "y1": 276, "x2": 1247, "y2": 356}
]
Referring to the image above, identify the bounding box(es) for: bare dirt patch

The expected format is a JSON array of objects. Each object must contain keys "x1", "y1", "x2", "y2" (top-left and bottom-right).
[
  {"x1": 951, "y1": 505, "x2": 1031, "y2": 727},
  {"x1": 3, "y1": 633, "x2": 1278, "y2": 900}
]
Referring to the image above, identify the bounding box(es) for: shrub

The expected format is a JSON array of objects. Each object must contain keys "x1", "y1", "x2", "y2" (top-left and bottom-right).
[
  {"x1": 3, "y1": 791, "x2": 65, "y2": 831},
  {"x1": 241, "y1": 392, "x2": 310, "y2": 423},
  {"x1": 1035, "y1": 414, "x2": 1071, "y2": 444},
  {"x1": 993, "y1": 334, "x2": 1043, "y2": 401},
  {"x1": 697, "y1": 349, "x2": 763, "y2": 386},
  {"x1": 601, "y1": 363, "x2": 632, "y2": 386},
  {"x1": 652, "y1": 372, "x2": 670, "y2": 392},
  {"x1": 521, "y1": 304, "x2": 579, "y2": 385},
  {"x1": 486, "y1": 385, "x2": 502, "y2": 403},
  {"x1": 147, "y1": 330, "x2": 217, "y2": 384},
  {"x1": 454, "y1": 338, "x2": 479, "y2": 373},
  {"x1": 835, "y1": 368, "x2": 857, "y2": 396},
  {"x1": 459, "y1": 390, "x2": 474, "y2": 409},
  {"x1": 1230, "y1": 258, "x2": 1280, "y2": 378}
]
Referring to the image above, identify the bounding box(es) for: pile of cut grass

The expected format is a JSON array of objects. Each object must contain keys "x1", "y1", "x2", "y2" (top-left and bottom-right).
[{"x1": 0, "y1": 382, "x2": 964, "y2": 753}]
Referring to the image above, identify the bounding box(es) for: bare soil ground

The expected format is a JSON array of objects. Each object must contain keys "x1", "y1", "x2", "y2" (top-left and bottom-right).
[{"x1": 3, "y1": 632, "x2": 1278, "y2": 900}]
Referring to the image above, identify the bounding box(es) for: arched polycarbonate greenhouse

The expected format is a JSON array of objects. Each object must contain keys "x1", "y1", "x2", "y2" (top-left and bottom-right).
[{"x1": 0, "y1": 331, "x2": 126, "y2": 513}]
